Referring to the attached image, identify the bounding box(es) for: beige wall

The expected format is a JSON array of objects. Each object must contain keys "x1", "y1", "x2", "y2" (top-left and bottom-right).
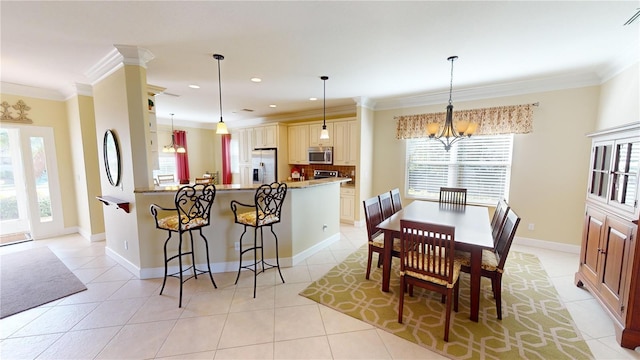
[
  {"x1": 0, "y1": 93, "x2": 78, "y2": 230},
  {"x1": 66, "y1": 94, "x2": 105, "y2": 238},
  {"x1": 597, "y1": 63, "x2": 639, "y2": 130},
  {"x1": 371, "y1": 86, "x2": 600, "y2": 246}
]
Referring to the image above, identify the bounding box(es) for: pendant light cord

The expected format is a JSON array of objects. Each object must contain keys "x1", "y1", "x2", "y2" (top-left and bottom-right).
[
  {"x1": 217, "y1": 57, "x2": 223, "y2": 122},
  {"x1": 448, "y1": 56, "x2": 456, "y2": 106}
]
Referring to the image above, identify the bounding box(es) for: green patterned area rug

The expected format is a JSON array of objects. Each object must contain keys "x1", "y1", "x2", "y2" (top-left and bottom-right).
[{"x1": 300, "y1": 246, "x2": 593, "y2": 360}]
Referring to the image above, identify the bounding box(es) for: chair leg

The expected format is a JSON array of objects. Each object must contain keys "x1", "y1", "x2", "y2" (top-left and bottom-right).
[
  {"x1": 494, "y1": 274, "x2": 503, "y2": 320},
  {"x1": 253, "y1": 226, "x2": 261, "y2": 298},
  {"x1": 398, "y1": 275, "x2": 405, "y2": 324},
  {"x1": 199, "y1": 228, "x2": 217, "y2": 289},
  {"x1": 178, "y1": 233, "x2": 184, "y2": 308},
  {"x1": 159, "y1": 232, "x2": 172, "y2": 295},
  {"x1": 189, "y1": 230, "x2": 197, "y2": 279},
  {"x1": 444, "y1": 288, "x2": 453, "y2": 342},
  {"x1": 365, "y1": 245, "x2": 373, "y2": 280},
  {"x1": 270, "y1": 226, "x2": 285, "y2": 284},
  {"x1": 453, "y1": 282, "x2": 459, "y2": 313},
  {"x1": 234, "y1": 226, "x2": 248, "y2": 285}
]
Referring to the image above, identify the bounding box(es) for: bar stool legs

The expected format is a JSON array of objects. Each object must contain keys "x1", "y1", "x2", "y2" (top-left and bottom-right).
[
  {"x1": 159, "y1": 229, "x2": 217, "y2": 307},
  {"x1": 234, "y1": 224, "x2": 285, "y2": 298}
]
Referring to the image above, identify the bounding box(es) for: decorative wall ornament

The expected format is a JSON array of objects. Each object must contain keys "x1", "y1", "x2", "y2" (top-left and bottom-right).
[{"x1": 0, "y1": 100, "x2": 33, "y2": 123}]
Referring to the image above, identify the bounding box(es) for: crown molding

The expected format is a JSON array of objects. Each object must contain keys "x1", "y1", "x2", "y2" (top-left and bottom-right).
[
  {"x1": 0, "y1": 82, "x2": 66, "y2": 101},
  {"x1": 353, "y1": 96, "x2": 375, "y2": 109},
  {"x1": 85, "y1": 45, "x2": 155, "y2": 87},
  {"x1": 373, "y1": 71, "x2": 603, "y2": 111}
]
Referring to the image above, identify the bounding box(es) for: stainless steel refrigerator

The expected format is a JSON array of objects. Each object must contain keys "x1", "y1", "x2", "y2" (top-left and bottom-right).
[{"x1": 251, "y1": 148, "x2": 277, "y2": 184}]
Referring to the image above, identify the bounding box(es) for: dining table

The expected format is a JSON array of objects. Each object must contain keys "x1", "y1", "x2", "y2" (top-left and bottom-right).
[{"x1": 376, "y1": 200, "x2": 494, "y2": 322}]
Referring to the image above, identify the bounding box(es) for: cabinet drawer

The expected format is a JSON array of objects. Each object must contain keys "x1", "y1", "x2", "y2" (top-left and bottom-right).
[{"x1": 340, "y1": 187, "x2": 355, "y2": 196}]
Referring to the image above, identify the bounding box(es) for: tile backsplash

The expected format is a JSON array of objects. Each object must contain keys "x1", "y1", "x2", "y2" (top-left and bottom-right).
[{"x1": 289, "y1": 164, "x2": 356, "y2": 183}]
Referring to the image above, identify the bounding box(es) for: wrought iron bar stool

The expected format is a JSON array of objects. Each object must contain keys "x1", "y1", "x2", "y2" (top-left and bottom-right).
[
  {"x1": 150, "y1": 183, "x2": 217, "y2": 307},
  {"x1": 230, "y1": 182, "x2": 287, "y2": 298}
]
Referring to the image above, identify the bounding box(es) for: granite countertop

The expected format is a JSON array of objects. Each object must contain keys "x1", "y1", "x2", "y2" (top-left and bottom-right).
[{"x1": 135, "y1": 177, "x2": 352, "y2": 193}]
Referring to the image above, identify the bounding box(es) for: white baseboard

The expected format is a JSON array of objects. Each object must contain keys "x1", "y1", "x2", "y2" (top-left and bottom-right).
[
  {"x1": 77, "y1": 228, "x2": 105, "y2": 242},
  {"x1": 105, "y1": 246, "x2": 143, "y2": 278},
  {"x1": 108, "y1": 232, "x2": 342, "y2": 280},
  {"x1": 291, "y1": 232, "x2": 341, "y2": 266},
  {"x1": 513, "y1": 236, "x2": 581, "y2": 254}
]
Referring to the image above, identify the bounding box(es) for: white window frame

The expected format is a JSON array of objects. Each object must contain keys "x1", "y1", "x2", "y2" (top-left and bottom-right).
[{"x1": 405, "y1": 134, "x2": 514, "y2": 206}]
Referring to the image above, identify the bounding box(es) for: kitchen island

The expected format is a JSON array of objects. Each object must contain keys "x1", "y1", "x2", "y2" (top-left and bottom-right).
[{"x1": 105, "y1": 177, "x2": 350, "y2": 279}]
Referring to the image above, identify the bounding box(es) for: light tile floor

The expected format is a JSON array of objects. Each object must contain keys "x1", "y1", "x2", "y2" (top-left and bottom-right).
[{"x1": 1, "y1": 225, "x2": 639, "y2": 359}]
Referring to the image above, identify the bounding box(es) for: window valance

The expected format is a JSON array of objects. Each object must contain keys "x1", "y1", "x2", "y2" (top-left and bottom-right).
[{"x1": 395, "y1": 103, "x2": 535, "y2": 139}]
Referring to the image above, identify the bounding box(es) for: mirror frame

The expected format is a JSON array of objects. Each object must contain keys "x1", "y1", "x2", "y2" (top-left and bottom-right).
[{"x1": 103, "y1": 129, "x2": 121, "y2": 187}]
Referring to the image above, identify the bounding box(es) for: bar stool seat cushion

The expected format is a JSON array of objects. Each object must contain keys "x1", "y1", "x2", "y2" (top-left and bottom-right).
[
  {"x1": 157, "y1": 214, "x2": 207, "y2": 231},
  {"x1": 400, "y1": 254, "x2": 461, "y2": 288},
  {"x1": 236, "y1": 211, "x2": 279, "y2": 226},
  {"x1": 455, "y1": 249, "x2": 500, "y2": 273},
  {"x1": 369, "y1": 234, "x2": 402, "y2": 252}
]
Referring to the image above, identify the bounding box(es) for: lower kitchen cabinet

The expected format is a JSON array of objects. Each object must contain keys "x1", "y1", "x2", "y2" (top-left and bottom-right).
[{"x1": 340, "y1": 186, "x2": 355, "y2": 223}]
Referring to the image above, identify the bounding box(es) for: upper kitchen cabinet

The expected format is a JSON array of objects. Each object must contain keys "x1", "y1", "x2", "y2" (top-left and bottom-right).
[
  {"x1": 236, "y1": 127, "x2": 254, "y2": 164},
  {"x1": 288, "y1": 124, "x2": 309, "y2": 165},
  {"x1": 309, "y1": 122, "x2": 334, "y2": 147},
  {"x1": 253, "y1": 124, "x2": 278, "y2": 148},
  {"x1": 334, "y1": 120, "x2": 358, "y2": 165}
]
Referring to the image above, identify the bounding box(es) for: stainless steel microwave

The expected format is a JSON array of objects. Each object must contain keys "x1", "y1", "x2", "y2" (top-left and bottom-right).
[{"x1": 308, "y1": 147, "x2": 333, "y2": 164}]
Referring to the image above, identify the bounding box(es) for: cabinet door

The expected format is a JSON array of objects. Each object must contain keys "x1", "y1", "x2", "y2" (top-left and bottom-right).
[
  {"x1": 588, "y1": 140, "x2": 614, "y2": 201},
  {"x1": 287, "y1": 125, "x2": 309, "y2": 165},
  {"x1": 340, "y1": 193, "x2": 355, "y2": 222},
  {"x1": 309, "y1": 122, "x2": 334, "y2": 147},
  {"x1": 237, "y1": 128, "x2": 253, "y2": 164},
  {"x1": 609, "y1": 138, "x2": 639, "y2": 217},
  {"x1": 599, "y1": 216, "x2": 635, "y2": 318},
  {"x1": 334, "y1": 121, "x2": 357, "y2": 165},
  {"x1": 580, "y1": 206, "x2": 606, "y2": 286},
  {"x1": 254, "y1": 125, "x2": 278, "y2": 148}
]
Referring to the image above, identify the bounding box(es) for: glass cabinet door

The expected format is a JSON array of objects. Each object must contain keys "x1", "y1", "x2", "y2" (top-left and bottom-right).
[
  {"x1": 610, "y1": 140, "x2": 639, "y2": 213},
  {"x1": 589, "y1": 142, "x2": 612, "y2": 200}
]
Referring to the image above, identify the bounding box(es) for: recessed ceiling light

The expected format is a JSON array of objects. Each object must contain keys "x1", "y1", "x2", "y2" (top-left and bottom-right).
[
  {"x1": 188, "y1": 84, "x2": 200, "y2": 89},
  {"x1": 250, "y1": 77, "x2": 262, "y2": 83},
  {"x1": 269, "y1": 104, "x2": 277, "y2": 108},
  {"x1": 309, "y1": 97, "x2": 317, "y2": 101}
]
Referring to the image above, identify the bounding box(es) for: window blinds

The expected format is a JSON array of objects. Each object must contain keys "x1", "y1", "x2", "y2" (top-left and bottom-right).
[{"x1": 406, "y1": 135, "x2": 513, "y2": 205}]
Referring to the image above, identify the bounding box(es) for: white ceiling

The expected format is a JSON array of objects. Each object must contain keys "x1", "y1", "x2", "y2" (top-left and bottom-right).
[{"x1": 2, "y1": 1, "x2": 639, "y2": 127}]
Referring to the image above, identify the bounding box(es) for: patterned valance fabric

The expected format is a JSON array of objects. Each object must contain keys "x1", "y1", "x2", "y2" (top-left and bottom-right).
[{"x1": 395, "y1": 104, "x2": 535, "y2": 139}]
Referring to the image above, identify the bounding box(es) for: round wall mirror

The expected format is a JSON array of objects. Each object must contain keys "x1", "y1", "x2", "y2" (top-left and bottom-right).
[{"x1": 103, "y1": 129, "x2": 121, "y2": 186}]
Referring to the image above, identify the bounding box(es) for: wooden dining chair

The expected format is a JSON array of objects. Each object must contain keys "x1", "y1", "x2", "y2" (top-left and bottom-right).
[
  {"x1": 456, "y1": 208, "x2": 520, "y2": 319},
  {"x1": 398, "y1": 220, "x2": 460, "y2": 342},
  {"x1": 363, "y1": 196, "x2": 401, "y2": 280},
  {"x1": 157, "y1": 174, "x2": 175, "y2": 185},
  {"x1": 390, "y1": 188, "x2": 402, "y2": 213},
  {"x1": 195, "y1": 177, "x2": 213, "y2": 184},
  {"x1": 490, "y1": 199, "x2": 510, "y2": 244},
  {"x1": 378, "y1": 191, "x2": 395, "y2": 219},
  {"x1": 439, "y1": 187, "x2": 467, "y2": 206}
]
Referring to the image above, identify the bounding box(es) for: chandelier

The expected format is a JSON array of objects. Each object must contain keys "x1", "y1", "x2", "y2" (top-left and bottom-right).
[
  {"x1": 162, "y1": 113, "x2": 186, "y2": 153},
  {"x1": 213, "y1": 53, "x2": 229, "y2": 135},
  {"x1": 427, "y1": 56, "x2": 476, "y2": 151}
]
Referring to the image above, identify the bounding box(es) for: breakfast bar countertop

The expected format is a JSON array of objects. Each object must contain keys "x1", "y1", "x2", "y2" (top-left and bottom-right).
[{"x1": 134, "y1": 177, "x2": 352, "y2": 194}]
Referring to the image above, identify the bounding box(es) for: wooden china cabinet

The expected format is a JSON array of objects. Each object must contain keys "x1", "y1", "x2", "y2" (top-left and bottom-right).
[{"x1": 575, "y1": 122, "x2": 640, "y2": 349}]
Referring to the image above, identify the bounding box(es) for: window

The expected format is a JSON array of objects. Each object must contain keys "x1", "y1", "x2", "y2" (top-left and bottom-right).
[
  {"x1": 406, "y1": 135, "x2": 513, "y2": 205},
  {"x1": 153, "y1": 155, "x2": 177, "y2": 180}
]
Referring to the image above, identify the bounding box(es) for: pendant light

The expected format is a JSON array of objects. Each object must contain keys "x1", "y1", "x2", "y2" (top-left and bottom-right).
[
  {"x1": 213, "y1": 53, "x2": 229, "y2": 135},
  {"x1": 427, "y1": 56, "x2": 476, "y2": 151},
  {"x1": 163, "y1": 113, "x2": 186, "y2": 153},
  {"x1": 319, "y1": 76, "x2": 330, "y2": 140}
]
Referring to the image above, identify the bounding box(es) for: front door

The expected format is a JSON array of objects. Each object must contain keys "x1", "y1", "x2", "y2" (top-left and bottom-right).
[{"x1": 0, "y1": 125, "x2": 63, "y2": 240}]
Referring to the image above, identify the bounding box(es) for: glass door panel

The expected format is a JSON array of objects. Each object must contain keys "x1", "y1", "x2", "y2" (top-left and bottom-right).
[
  {"x1": 30, "y1": 136, "x2": 52, "y2": 223},
  {"x1": 0, "y1": 128, "x2": 30, "y2": 237}
]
